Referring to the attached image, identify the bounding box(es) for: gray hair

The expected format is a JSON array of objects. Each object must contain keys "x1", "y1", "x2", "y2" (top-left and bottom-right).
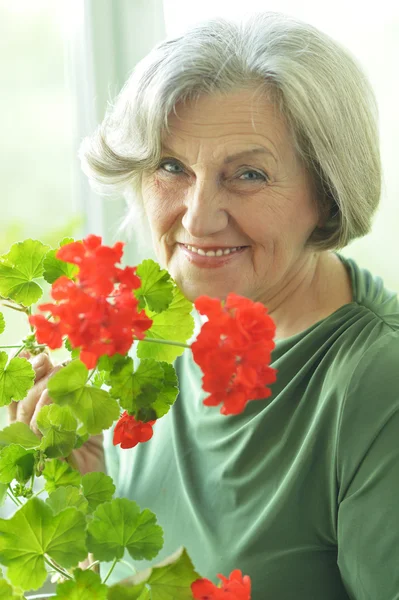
[{"x1": 79, "y1": 11, "x2": 382, "y2": 251}]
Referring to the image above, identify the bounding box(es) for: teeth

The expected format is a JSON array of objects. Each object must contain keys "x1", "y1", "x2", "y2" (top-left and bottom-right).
[{"x1": 184, "y1": 244, "x2": 242, "y2": 256}]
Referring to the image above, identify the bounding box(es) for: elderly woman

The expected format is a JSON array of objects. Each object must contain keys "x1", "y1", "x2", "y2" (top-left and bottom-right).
[{"x1": 12, "y1": 11, "x2": 399, "y2": 599}]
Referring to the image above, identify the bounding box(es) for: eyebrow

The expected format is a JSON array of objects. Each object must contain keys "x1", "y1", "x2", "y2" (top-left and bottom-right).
[{"x1": 161, "y1": 145, "x2": 277, "y2": 165}]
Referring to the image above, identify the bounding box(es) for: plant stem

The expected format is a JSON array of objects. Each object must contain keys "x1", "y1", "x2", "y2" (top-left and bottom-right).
[
  {"x1": 7, "y1": 485, "x2": 22, "y2": 506},
  {"x1": 13, "y1": 345, "x2": 26, "y2": 358},
  {"x1": 0, "y1": 301, "x2": 27, "y2": 313},
  {"x1": 31, "y1": 488, "x2": 46, "y2": 499},
  {"x1": 44, "y1": 556, "x2": 73, "y2": 580},
  {"x1": 87, "y1": 368, "x2": 96, "y2": 383},
  {"x1": 102, "y1": 557, "x2": 119, "y2": 584},
  {"x1": 134, "y1": 336, "x2": 190, "y2": 349},
  {"x1": 0, "y1": 345, "x2": 23, "y2": 349},
  {"x1": 30, "y1": 468, "x2": 35, "y2": 492},
  {"x1": 85, "y1": 560, "x2": 100, "y2": 571},
  {"x1": 0, "y1": 344, "x2": 47, "y2": 351},
  {"x1": 7, "y1": 491, "x2": 20, "y2": 507},
  {"x1": 119, "y1": 559, "x2": 137, "y2": 574}
]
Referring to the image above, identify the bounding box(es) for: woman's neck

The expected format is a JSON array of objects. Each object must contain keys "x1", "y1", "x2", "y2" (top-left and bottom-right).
[{"x1": 269, "y1": 251, "x2": 353, "y2": 341}]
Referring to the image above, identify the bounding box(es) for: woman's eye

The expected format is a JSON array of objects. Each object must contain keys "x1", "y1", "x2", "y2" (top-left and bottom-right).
[
  {"x1": 158, "y1": 160, "x2": 184, "y2": 174},
  {"x1": 237, "y1": 169, "x2": 268, "y2": 182},
  {"x1": 158, "y1": 160, "x2": 268, "y2": 182}
]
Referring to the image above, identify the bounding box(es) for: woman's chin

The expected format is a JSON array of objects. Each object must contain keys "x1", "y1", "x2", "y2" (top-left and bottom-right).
[{"x1": 178, "y1": 281, "x2": 231, "y2": 303}]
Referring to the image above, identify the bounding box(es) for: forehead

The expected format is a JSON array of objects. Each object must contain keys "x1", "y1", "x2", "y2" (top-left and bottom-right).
[
  {"x1": 165, "y1": 90, "x2": 287, "y2": 138},
  {"x1": 162, "y1": 89, "x2": 291, "y2": 160}
]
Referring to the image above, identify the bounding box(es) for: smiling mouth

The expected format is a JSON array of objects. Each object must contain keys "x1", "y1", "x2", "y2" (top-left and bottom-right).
[{"x1": 182, "y1": 244, "x2": 247, "y2": 257}]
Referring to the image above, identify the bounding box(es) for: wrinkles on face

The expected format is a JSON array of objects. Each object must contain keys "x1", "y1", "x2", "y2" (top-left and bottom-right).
[{"x1": 140, "y1": 88, "x2": 321, "y2": 319}]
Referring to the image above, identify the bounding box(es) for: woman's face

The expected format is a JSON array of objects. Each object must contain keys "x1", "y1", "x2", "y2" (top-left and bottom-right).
[{"x1": 141, "y1": 88, "x2": 321, "y2": 306}]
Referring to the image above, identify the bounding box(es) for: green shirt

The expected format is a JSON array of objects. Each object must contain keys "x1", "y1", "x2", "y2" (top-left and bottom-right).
[{"x1": 105, "y1": 253, "x2": 399, "y2": 599}]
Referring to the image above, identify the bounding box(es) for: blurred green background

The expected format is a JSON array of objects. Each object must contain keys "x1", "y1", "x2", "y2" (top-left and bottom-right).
[{"x1": 0, "y1": 1, "x2": 84, "y2": 428}]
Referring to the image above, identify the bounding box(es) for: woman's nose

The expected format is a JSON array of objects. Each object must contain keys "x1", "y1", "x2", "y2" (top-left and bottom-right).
[{"x1": 181, "y1": 179, "x2": 229, "y2": 237}]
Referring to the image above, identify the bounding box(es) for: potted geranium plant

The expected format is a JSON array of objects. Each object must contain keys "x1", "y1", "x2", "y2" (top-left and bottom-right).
[{"x1": 0, "y1": 234, "x2": 276, "y2": 599}]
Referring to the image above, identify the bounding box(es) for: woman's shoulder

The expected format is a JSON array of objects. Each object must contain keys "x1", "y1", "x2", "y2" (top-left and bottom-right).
[
  {"x1": 337, "y1": 253, "x2": 399, "y2": 331},
  {"x1": 335, "y1": 328, "x2": 399, "y2": 487}
]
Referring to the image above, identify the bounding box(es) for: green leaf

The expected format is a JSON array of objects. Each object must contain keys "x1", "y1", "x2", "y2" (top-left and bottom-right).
[
  {"x1": 39, "y1": 403, "x2": 77, "y2": 431},
  {"x1": 0, "y1": 352, "x2": 35, "y2": 407},
  {"x1": 147, "y1": 547, "x2": 200, "y2": 600},
  {"x1": 0, "y1": 312, "x2": 5, "y2": 335},
  {"x1": 0, "y1": 497, "x2": 87, "y2": 590},
  {"x1": 107, "y1": 583, "x2": 149, "y2": 600},
  {"x1": 137, "y1": 287, "x2": 194, "y2": 363},
  {"x1": 0, "y1": 483, "x2": 7, "y2": 508},
  {"x1": 109, "y1": 357, "x2": 163, "y2": 413},
  {"x1": 82, "y1": 472, "x2": 115, "y2": 513},
  {"x1": 87, "y1": 498, "x2": 163, "y2": 562},
  {"x1": 74, "y1": 431, "x2": 90, "y2": 450},
  {"x1": 109, "y1": 359, "x2": 178, "y2": 420},
  {"x1": 0, "y1": 422, "x2": 40, "y2": 449},
  {"x1": 0, "y1": 239, "x2": 51, "y2": 306},
  {"x1": 47, "y1": 360, "x2": 120, "y2": 435},
  {"x1": 65, "y1": 338, "x2": 81, "y2": 360},
  {"x1": 135, "y1": 259, "x2": 174, "y2": 313},
  {"x1": 56, "y1": 568, "x2": 108, "y2": 599},
  {"x1": 37, "y1": 404, "x2": 78, "y2": 458},
  {"x1": 150, "y1": 362, "x2": 179, "y2": 419},
  {"x1": 42, "y1": 238, "x2": 80, "y2": 284},
  {"x1": 97, "y1": 353, "x2": 126, "y2": 373},
  {"x1": 47, "y1": 485, "x2": 88, "y2": 515},
  {"x1": 92, "y1": 370, "x2": 107, "y2": 388},
  {"x1": 39, "y1": 431, "x2": 77, "y2": 457},
  {"x1": 42, "y1": 459, "x2": 81, "y2": 493},
  {"x1": 0, "y1": 444, "x2": 35, "y2": 484},
  {"x1": 96, "y1": 353, "x2": 127, "y2": 388},
  {"x1": 0, "y1": 578, "x2": 24, "y2": 600},
  {"x1": 109, "y1": 548, "x2": 200, "y2": 600}
]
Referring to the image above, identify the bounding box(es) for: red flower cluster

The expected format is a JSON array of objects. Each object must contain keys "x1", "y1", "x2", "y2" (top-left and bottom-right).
[
  {"x1": 29, "y1": 235, "x2": 152, "y2": 369},
  {"x1": 113, "y1": 411, "x2": 156, "y2": 449},
  {"x1": 191, "y1": 293, "x2": 277, "y2": 415},
  {"x1": 191, "y1": 569, "x2": 251, "y2": 599}
]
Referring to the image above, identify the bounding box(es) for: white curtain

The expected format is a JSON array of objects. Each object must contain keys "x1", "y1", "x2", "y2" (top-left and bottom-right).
[{"x1": 68, "y1": 0, "x2": 166, "y2": 265}]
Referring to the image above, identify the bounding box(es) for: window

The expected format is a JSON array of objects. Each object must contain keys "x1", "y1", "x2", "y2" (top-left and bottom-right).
[{"x1": 0, "y1": 0, "x2": 84, "y2": 427}]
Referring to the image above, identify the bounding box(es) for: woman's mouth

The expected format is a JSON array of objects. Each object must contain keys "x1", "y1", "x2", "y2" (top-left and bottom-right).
[{"x1": 178, "y1": 243, "x2": 248, "y2": 268}]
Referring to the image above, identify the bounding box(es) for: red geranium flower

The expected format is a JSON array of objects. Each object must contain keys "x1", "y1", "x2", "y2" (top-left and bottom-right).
[
  {"x1": 191, "y1": 569, "x2": 251, "y2": 600},
  {"x1": 28, "y1": 314, "x2": 65, "y2": 349},
  {"x1": 56, "y1": 234, "x2": 127, "y2": 296},
  {"x1": 113, "y1": 412, "x2": 156, "y2": 449},
  {"x1": 191, "y1": 293, "x2": 277, "y2": 415},
  {"x1": 28, "y1": 236, "x2": 152, "y2": 369}
]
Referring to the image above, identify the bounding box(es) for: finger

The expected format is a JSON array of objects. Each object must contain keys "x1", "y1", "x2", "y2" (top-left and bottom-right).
[
  {"x1": 8, "y1": 400, "x2": 18, "y2": 423},
  {"x1": 31, "y1": 353, "x2": 54, "y2": 383},
  {"x1": 31, "y1": 389, "x2": 53, "y2": 436},
  {"x1": 15, "y1": 376, "x2": 50, "y2": 425}
]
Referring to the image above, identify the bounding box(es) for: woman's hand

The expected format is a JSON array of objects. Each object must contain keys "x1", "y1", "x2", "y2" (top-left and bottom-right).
[{"x1": 7, "y1": 350, "x2": 106, "y2": 475}]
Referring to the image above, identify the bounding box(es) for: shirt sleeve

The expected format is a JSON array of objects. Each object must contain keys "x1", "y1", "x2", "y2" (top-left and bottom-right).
[{"x1": 336, "y1": 331, "x2": 399, "y2": 599}]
